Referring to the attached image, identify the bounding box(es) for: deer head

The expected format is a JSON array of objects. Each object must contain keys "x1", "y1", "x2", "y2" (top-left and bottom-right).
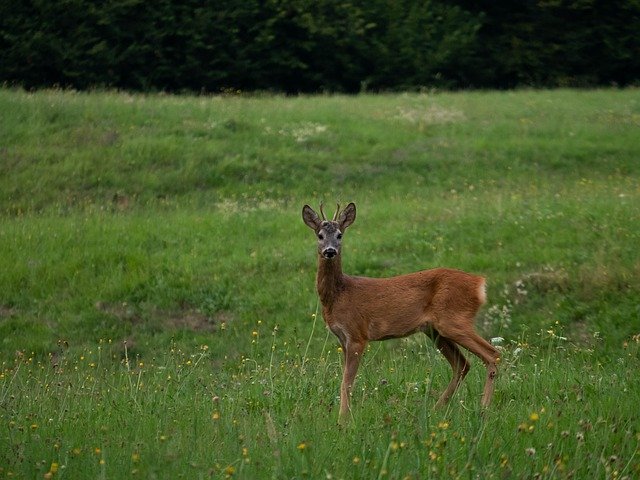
[{"x1": 302, "y1": 202, "x2": 356, "y2": 259}]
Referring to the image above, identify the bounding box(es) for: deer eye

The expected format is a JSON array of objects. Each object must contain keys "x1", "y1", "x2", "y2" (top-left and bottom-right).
[
  {"x1": 337, "y1": 233, "x2": 343, "y2": 240},
  {"x1": 317, "y1": 233, "x2": 324, "y2": 240}
]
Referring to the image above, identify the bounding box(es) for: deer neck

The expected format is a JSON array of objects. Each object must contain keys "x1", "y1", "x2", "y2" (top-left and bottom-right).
[{"x1": 316, "y1": 255, "x2": 345, "y2": 306}]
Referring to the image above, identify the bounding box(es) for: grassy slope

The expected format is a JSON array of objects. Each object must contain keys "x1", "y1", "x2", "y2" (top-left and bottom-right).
[{"x1": 1, "y1": 88, "x2": 639, "y2": 478}]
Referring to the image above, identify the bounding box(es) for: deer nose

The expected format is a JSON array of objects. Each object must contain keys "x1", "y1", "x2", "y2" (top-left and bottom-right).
[{"x1": 322, "y1": 247, "x2": 337, "y2": 259}]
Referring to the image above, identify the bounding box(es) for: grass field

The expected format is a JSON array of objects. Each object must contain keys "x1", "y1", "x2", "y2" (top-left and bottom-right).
[{"x1": 1, "y1": 88, "x2": 639, "y2": 478}]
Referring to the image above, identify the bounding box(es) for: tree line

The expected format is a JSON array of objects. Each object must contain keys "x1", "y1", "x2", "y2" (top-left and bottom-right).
[{"x1": 1, "y1": 0, "x2": 638, "y2": 93}]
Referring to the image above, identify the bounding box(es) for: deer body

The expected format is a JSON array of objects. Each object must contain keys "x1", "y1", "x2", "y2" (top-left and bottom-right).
[
  {"x1": 320, "y1": 267, "x2": 486, "y2": 342},
  {"x1": 303, "y1": 202, "x2": 500, "y2": 422}
]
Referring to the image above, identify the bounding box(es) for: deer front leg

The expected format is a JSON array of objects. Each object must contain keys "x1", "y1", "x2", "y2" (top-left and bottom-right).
[{"x1": 338, "y1": 340, "x2": 366, "y2": 424}]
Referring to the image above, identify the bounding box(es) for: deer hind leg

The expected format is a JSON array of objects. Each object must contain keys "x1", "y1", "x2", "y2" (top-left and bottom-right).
[
  {"x1": 430, "y1": 334, "x2": 471, "y2": 408},
  {"x1": 436, "y1": 320, "x2": 500, "y2": 408},
  {"x1": 338, "y1": 338, "x2": 367, "y2": 424}
]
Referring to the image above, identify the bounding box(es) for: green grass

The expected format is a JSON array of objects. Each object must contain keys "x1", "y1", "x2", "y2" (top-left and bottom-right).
[{"x1": 1, "y1": 88, "x2": 640, "y2": 478}]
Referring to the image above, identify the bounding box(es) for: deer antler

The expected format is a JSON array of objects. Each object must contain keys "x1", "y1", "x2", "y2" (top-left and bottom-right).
[
  {"x1": 332, "y1": 203, "x2": 341, "y2": 221},
  {"x1": 319, "y1": 202, "x2": 327, "y2": 221}
]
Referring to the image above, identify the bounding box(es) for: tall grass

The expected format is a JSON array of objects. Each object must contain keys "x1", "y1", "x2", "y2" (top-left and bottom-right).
[
  {"x1": 2, "y1": 332, "x2": 639, "y2": 478},
  {"x1": 1, "y1": 88, "x2": 639, "y2": 478}
]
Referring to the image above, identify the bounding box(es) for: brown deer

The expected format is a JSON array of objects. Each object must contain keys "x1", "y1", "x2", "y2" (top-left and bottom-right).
[{"x1": 302, "y1": 202, "x2": 500, "y2": 423}]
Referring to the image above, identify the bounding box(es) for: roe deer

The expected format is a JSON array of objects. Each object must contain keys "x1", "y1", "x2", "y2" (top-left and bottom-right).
[{"x1": 302, "y1": 202, "x2": 500, "y2": 423}]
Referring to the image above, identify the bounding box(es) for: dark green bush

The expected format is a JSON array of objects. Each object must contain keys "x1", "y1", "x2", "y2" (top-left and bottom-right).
[{"x1": 0, "y1": 0, "x2": 638, "y2": 92}]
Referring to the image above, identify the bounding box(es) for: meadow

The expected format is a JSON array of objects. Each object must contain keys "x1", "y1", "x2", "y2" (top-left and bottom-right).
[{"x1": 1, "y1": 88, "x2": 639, "y2": 478}]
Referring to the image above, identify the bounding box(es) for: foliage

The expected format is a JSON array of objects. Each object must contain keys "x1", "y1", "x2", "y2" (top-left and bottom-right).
[{"x1": 1, "y1": 0, "x2": 639, "y2": 92}]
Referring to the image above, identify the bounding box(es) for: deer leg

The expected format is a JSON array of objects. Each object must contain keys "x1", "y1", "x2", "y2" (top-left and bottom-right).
[
  {"x1": 431, "y1": 335, "x2": 471, "y2": 408},
  {"x1": 457, "y1": 333, "x2": 499, "y2": 407},
  {"x1": 339, "y1": 339, "x2": 366, "y2": 423},
  {"x1": 436, "y1": 323, "x2": 500, "y2": 408}
]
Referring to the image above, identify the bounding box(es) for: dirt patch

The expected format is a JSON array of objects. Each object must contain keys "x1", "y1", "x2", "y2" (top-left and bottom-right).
[
  {"x1": 163, "y1": 309, "x2": 221, "y2": 332},
  {"x1": 0, "y1": 306, "x2": 17, "y2": 318},
  {"x1": 95, "y1": 301, "x2": 140, "y2": 323},
  {"x1": 95, "y1": 301, "x2": 228, "y2": 332},
  {"x1": 568, "y1": 320, "x2": 596, "y2": 347},
  {"x1": 519, "y1": 268, "x2": 570, "y2": 295}
]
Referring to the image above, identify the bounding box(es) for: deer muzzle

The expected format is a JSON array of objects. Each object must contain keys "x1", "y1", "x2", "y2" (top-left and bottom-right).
[{"x1": 322, "y1": 247, "x2": 338, "y2": 259}]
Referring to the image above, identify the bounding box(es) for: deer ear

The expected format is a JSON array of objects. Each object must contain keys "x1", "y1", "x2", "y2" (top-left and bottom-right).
[
  {"x1": 302, "y1": 205, "x2": 321, "y2": 230},
  {"x1": 338, "y1": 202, "x2": 356, "y2": 230}
]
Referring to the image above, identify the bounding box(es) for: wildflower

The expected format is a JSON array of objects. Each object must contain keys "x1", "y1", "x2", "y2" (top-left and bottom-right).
[
  {"x1": 224, "y1": 465, "x2": 235, "y2": 476},
  {"x1": 530, "y1": 412, "x2": 540, "y2": 422},
  {"x1": 297, "y1": 442, "x2": 307, "y2": 451},
  {"x1": 49, "y1": 462, "x2": 59, "y2": 474},
  {"x1": 525, "y1": 447, "x2": 536, "y2": 456},
  {"x1": 438, "y1": 421, "x2": 449, "y2": 430},
  {"x1": 352, "y1": 457, "x2": 360, "y2": 465},
  {"x1": 131, "y1": 452, "x2": 140, "y2": 463},
  {"x1": 212, "y1": 411, "x2": 220, "y2": 420}
]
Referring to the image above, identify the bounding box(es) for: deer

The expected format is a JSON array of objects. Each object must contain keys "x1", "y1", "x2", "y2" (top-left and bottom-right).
[{"x1": 302, "y1": 202, "x2": 500, "y2": 423}]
